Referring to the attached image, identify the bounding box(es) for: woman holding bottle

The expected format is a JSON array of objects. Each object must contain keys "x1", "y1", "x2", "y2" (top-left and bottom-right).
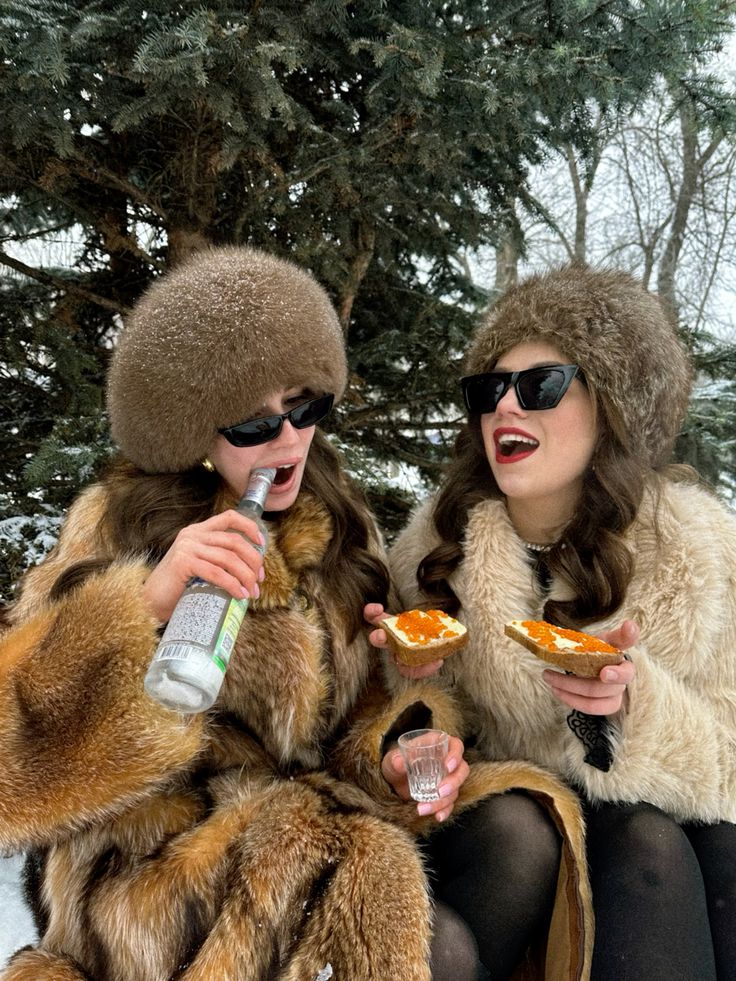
[
  {"x1": 372, "y1": 264, "x2": 736, "y2": 980},
  {"x1": 0, "y1": 247, "x2": 592, "y2": 980}
]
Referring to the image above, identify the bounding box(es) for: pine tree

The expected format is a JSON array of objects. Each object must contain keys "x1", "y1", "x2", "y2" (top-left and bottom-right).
[{"x1": 1, "y1": 0, "x2": 734, "y2": 598}]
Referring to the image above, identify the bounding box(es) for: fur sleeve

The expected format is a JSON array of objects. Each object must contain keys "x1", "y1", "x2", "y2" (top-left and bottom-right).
[
  {"x1": 568, "y1": 483, "x2": 736, "y2": 823},
  {"x1": 0, "y1": 561, "x2": 205, "y2": 852},
  {"x1": 327, "y1": 673, "x2": 475, "y2": 829},
  {"x1": 8, "y1": 484, "x2": 112, "y2": 624}
]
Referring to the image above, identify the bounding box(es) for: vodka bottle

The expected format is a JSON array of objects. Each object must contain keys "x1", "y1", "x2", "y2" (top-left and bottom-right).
[{"x1": 144, "y1": 467, "x2": 276, "y2": 713}]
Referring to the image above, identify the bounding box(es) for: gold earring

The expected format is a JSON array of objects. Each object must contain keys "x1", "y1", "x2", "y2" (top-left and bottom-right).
[{"x1": 202, "y1": 457, "x2": 216, "y2": 473}]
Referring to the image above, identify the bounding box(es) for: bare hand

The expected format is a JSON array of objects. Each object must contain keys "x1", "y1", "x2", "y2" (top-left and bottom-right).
[
  {"x1": 381, "y1": 734, "x2": 469, "y2": 822},
  {"x1": 143, "y1": 510, "x2": 267, "y2": 623},
  {"x1": 543, "y1": 619, "x2": 639, "y2": 715},
  {"x1": 364, "y1": 602, "x2": 444, "y2": 679}
]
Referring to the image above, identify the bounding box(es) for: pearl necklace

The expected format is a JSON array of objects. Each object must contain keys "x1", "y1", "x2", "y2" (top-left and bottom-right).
[{"x1": 523, "y1": 541, "x2": 554, "y2": 553}]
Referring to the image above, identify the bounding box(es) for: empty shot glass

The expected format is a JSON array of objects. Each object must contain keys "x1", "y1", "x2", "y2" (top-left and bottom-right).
[{"x1": 397, "y1": 728, "x2": 450, "y2": 802}]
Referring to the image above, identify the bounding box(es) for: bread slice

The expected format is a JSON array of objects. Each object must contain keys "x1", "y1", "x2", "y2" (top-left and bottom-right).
[
  {"x1": 382, "y1": 609, "x2": 468, "y2": 667},
  {"x1": 504, "y1": 619, "x2": 624, "y2": 678}
]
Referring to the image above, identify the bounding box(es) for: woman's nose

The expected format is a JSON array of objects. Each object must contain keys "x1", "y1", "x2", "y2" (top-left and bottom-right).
[
  {"x1": 495, "y1": 383, "x2": 524, "y2": 414},
  {"x1": 274, "y1": 418, "x2": 302, "y2": 446}
]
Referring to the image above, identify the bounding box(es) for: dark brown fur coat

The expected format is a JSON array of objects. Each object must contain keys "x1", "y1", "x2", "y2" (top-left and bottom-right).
[{"x1": 0, "y1": 486, "x2": 592, "y2": 980}]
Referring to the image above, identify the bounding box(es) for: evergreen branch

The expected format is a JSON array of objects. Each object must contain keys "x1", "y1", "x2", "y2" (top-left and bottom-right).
[
  {"x1": 0, "y1": 158, "x2": 161, "y2": 270},
  {"x1": 288, "y1": 115, "x2": 417, "y2": 189},
  {"x1": 1, "y1": 154, "x2": 161, "y2": 269},
  {"x1": 0, "y1": 222, "x2": 71, "y2": 244},
  {"x1": 377, "y1": 443, "x2": 446, "y2": 473},
  {"x1": 69, "y1": 157, "x2": 169, "y2": 223},
  {"x1": 0, "y1": 251, "x2": 128, "y2": 315},
  {"x1": 340, "y1": 404, "x2": 464, "y2": 431}
]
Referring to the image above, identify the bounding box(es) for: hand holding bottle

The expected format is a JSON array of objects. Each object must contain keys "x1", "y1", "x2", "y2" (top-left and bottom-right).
[
  {"x1": 144, "y1": 467, "x2": 275, "y2": 713},
  {"x1": 143, "y1": 509, "x2": 267, "y2": 625}
]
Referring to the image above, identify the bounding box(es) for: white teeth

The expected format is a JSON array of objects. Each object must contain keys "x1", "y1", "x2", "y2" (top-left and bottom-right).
[{"x1": 498, "y1": 433, "x2": 537, "y2": 446}]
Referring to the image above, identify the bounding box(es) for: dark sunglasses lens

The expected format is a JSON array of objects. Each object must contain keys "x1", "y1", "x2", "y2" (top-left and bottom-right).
[
  {"x1": 463, "y1": 376, "x2": 507, "y2": 413},
  {"x1": 290, "y1": 394, "x2": 334, "y2": 429},
  {"x1": 517, "y1": 368, "x2": 569, "y2": 409},
  {"x1": 222, "y1": 394, "x2": 334, "y2": 446},
  {"x1": 224, "y1": 416, "x2": 281, "y2": 447}
]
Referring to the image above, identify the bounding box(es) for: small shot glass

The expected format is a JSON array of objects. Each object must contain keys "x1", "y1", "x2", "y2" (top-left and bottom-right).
[{"x1": 397, "y1": 728, "x2": 450, "y2": 802}]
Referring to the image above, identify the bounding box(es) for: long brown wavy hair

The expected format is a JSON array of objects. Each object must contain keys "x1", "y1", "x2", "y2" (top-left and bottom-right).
[
  {"x1": 50, "y1": 431, "x2": 389, "y2": 640},
  {"x1": 419, "y1": 385, "x2": 666, "y2": 629}
]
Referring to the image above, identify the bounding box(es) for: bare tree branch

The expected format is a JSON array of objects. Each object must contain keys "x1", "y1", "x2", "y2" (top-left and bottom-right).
[{"x1": 0, "y1": 251, "x2": 128, "y2": 316}]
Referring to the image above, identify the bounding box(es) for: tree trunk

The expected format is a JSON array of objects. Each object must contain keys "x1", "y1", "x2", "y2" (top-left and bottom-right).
[
  {"x1": 337, "y1": 223, "x2": 376, "y2": 334},
  {"x1": 657, "y1": 96, "x2": 699, "y2": 321}
]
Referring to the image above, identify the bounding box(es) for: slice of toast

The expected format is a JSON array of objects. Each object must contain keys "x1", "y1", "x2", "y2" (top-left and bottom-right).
[
  {"x1": 383, "y1": 609, "x2": 468, "y2": 667},
  {"x1": 504, "y1": 619, "x2": 624, "y2": 678}
]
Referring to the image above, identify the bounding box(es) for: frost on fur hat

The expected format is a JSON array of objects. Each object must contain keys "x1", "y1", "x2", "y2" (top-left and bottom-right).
[
  {"x1": 107, "y1": 246, "x2": 347, "y2": 473},
  {"x1": 464, "y1": 264, "x2": 693, "y2": 467}
]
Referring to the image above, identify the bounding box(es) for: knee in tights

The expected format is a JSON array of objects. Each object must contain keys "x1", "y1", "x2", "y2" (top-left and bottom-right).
[
  {"x1": 685, "y1": 820, "x2": 736, "y2": 981},
  {"x1": 585, "y1": 801, "x2": 717, "y2": 981},
  {"x1": 431, "y1": 792, "x2": 561, "y2": 887},
  {"x1": 430, "y1": 900, "x2": 483, "y2": 981},
  {"x1": 428, "y1": 793, "x2": 561, "y2": 977},
  {"x1": 587, "y1": 801, "x2": 697, "y2": 895}
]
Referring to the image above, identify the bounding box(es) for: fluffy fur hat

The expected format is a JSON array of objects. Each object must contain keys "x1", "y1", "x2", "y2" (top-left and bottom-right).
[
  {"x1": 464, "y1": 264, "x2": 693, "y2": 467},
  {"x1": 107, "y1": 247, "x2": 347, "y2": 473}
]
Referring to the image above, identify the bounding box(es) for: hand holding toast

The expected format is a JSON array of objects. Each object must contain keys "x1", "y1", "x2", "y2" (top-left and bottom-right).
[
  {"x1": 507, "y1": 618, "x2": 639, "y2": 715},
  {"x1": 364, "y1": 603, "x2": 457, "y2": 679}
]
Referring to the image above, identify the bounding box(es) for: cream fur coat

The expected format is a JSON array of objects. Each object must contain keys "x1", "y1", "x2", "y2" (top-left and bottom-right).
[{"x1": 389, "y1": 478, "x2": 736, "y2": 825}]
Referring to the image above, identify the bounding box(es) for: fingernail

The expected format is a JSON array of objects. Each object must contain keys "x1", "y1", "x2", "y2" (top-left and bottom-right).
[
  {"x1": 603, "y1": 668, "x2": 619, "y2": 681},
  {"x1": 257, "y1": 566, "x2": 265, "y2": 582},
  {"x1": 438, "y1": 783, "x2": 452, "y2": 799},
  {"x1": 258, "y1": 532, "x2": 266, "y2": 547},
  {"x1": 241, "y1": 587, "x2": 250, "y2": 599},
  {"x1": 417, "y1": 803, "x2": 433, "y2": 816},
  {"x1": 446, "y1": 757, "x2": 458, "y2": 773},
  {"x1": 252, "y1": 582, "x2": 260, "y2": 600}
]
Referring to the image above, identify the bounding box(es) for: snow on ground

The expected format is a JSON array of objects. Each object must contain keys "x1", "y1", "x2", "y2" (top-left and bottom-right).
[{"x1": 0, "y1": 855, "x2": 37, "y2": 966}]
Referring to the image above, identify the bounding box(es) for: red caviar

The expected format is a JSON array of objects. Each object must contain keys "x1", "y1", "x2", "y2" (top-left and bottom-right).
[
  {"x1": 520, "y1": 620, "x2": 618, "y2": 653},
  {"x1": 395, "y1": 609, "x2": 459, "y2": 645}
]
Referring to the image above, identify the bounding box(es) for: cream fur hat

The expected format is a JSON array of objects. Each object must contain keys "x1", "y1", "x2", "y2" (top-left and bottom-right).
[
  {"x1": 464, "y1": 264, "x2": 693, "y2": 467},
  {"x1": 107, "y1": 246, "x2": 347, "y2": 473}
]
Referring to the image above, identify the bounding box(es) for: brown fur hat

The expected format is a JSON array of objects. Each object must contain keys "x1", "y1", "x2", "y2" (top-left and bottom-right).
[
  {"x1": 464, "y1": 264, "x2": 693, "y2": 466},
  {"x1": 107, "y1": 247, "x2": 347, "y2": 473}
]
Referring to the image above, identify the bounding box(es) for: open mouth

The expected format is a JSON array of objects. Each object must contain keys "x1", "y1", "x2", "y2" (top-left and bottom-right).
[
  {"x1": 273, "y1": 464, "x2": 296, "y2": 486},
  {"x1": 496, "y1": 433, "x2": 539, "y2": 459}
]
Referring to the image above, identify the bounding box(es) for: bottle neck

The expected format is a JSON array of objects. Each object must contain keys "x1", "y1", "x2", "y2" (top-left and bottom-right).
[
  {"x1": 238, "y1": 498, "x2": 265, "y2": 520},
  {"x1": 236, "y1": 466, "x2": 276, "y2": 518}
]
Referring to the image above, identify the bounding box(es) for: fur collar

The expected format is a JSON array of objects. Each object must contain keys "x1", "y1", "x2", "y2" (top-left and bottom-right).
[{"x1": 257, "y1": 492, "x2": 334, "y2": 610}]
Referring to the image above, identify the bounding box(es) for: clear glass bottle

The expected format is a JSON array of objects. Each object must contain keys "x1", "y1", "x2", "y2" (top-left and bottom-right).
[{"x1": 144, "y1": 467, "x2": 276, "y2": 713}]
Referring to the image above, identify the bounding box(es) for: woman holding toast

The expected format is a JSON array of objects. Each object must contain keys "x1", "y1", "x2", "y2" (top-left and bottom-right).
[
  {"x1": 0, "y1": 247, "x2": 595, "y2": 980},
  {"x1": 369, "y1": 264, "x2": 736, "y2": 980}
]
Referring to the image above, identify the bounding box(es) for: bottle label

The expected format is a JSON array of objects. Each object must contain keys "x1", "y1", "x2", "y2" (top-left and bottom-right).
[
  {"x1": 211, "y1": 597, "x2": 248, "y2": 672},
  {"x1": 157, "y1": 589, "x2": 249, "y2": 673}
]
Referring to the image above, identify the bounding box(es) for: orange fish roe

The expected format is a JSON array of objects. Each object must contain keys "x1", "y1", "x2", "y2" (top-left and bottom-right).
[
  {"x1": 520, "y1": 620, "x2": 619, "y2": 653},
  {"x1": 395, "y1": 609, "x2": 459, "y2": 645}
]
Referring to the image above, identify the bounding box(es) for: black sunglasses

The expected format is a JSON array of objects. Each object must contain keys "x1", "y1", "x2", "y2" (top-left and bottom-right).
[
  {"x1": 461, "y1": 365, "x2": 582, "y2": 414},
  {"x1": 218, "y1": 393, "x2": 334, "y2": 447}
]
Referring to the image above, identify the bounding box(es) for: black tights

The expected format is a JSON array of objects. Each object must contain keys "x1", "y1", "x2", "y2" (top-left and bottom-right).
[
  {"x1": 427, "y1": 792, "x2": 561, "y2": 980},
  {"x1": 585, "y1": 800, "x2": 736, "y2": 981}
]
